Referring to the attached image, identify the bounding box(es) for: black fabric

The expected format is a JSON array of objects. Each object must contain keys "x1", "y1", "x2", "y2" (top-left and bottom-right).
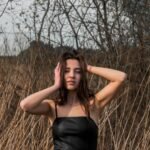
[{"x1": 52, "y1": 103, "x2": 98, "y2": 150}]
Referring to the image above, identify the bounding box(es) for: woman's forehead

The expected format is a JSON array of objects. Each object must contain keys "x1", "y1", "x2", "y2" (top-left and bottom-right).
[{"x1": 65, "y1": 59, "x2": 81, "y2": 68}]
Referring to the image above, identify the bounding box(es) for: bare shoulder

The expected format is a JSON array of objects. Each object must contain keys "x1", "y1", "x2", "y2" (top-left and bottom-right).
[
  {"x1": 44, "y1": 99, "x2": 55, "y2": 107},
  {"x1": 43, "y1": 99, "x2": 56, "y2": 120},
  {"x1": 88, "y1": 97, "x2": 103, "y2": 125},
  {"x1": 88, "y1": 97, "x2": 99, "y2": 109},
  {"x1": 88, "y1": 97, "x2": 104, "y2": 115}
]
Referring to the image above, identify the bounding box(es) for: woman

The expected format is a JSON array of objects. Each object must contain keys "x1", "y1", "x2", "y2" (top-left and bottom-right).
[{"x1": 20, "y1": 50, "x2": 127, "y2": 150}]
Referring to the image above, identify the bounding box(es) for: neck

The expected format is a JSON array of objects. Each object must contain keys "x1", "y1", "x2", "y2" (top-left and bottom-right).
[{"x1": 67, "y1": 90, "x2": 80, "y2": 105}]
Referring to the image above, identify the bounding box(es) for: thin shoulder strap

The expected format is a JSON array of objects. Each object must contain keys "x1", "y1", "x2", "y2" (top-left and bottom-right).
[
  {"x1": 88, "y1": 106, "x2": 90, "y2": 117},
  {"x1": 55, "y1": 102, "x2": 58, "y2": 118},
  {"x1": 86, "y1": 103, "x2": 90, "y2": 118}
]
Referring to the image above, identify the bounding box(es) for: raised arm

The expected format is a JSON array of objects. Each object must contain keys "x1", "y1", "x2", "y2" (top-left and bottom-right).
[
  {"x1": 20, "y1": 85, "x2": 59, "y2": 114},
  {"x1": 87, "y1": 65, "x2": 127, "y2": 109},
  {"x1": 20, "y1": 62, "x2": 61, "y2": 115}
]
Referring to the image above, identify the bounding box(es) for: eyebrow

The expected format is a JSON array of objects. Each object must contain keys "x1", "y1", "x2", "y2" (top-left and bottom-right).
[{"x1": 65, "y1": 67, "x2": 81, "y2": 70}]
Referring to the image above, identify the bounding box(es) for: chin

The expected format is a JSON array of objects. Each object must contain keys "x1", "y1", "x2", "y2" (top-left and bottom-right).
[
  {"x1": 66, "y1": 86, "x2": 78, "y2": 91},
  {"x1": 67, "y1": 87, "x2": 77, "y2": 91}
]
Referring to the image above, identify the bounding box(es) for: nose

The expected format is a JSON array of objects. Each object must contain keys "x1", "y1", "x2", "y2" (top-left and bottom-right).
[{"x1": 69, "y1": 70, "x2": 75, "y2": 77}]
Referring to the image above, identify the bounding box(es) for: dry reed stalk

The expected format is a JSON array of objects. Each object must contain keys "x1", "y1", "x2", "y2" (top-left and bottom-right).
[{"x1": 0, "y1": 47, "x2": 149, "y2": 150}]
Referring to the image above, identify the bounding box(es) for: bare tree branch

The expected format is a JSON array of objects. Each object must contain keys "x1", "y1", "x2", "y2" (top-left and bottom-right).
[
  {"x1": 37, "y1": 0, "x2": 50, "y2": 42},
  {"x1": 69, "y1": 0, "x2": 104, "y2": 49},
  {"x1": 61, "y1": 0, "x2": 79, "y2": 49},
  {"x1": 0, "y1": 0, "x2": 10, "y2": 18}
]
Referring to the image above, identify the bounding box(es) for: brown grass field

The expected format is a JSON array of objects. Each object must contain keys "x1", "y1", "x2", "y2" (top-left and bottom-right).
[{"x1": 0, "y1": 46, "x2": 149, "y2": 150}]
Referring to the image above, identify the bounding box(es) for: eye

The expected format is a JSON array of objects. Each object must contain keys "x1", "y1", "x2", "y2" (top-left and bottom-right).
[{"x1": 76, "y1": 70, "x2": 81, "y2": 73}]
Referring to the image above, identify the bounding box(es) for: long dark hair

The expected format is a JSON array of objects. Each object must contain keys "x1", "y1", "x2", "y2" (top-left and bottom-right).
[{"x1": 55, "y1": 50, "x2": 95, "y2": 115}]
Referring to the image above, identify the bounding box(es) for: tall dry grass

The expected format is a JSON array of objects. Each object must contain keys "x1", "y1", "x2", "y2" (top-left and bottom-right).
[{"x1": 0, "y1": 46, "x2": 149, "y2": 150}]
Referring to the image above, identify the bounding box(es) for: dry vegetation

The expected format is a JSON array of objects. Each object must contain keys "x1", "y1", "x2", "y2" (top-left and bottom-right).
[{"x1": 0, "y1": 45, "x2": 149, "y2": 150}]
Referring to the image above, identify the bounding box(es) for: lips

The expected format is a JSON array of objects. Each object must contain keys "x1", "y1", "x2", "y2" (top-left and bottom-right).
[{"x1": 67, "y1": 81, "x2": 75, "y2": 84}]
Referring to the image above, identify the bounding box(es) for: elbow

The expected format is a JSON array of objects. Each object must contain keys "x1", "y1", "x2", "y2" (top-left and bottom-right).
[
  {"x1": 115, "y1": 73, "x2": 127, "y2": 82},
  {"x1": 120, "y1": 73, "x2": 127, "y2": 82},
  {"x1": 20, "y1": 100, "x2": 29, "y2": 112}
]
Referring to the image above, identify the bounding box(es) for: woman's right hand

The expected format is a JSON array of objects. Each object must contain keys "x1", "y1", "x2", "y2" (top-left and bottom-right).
[{"x1": 54, "y1": 62, "x2": 61, "y2": 88}]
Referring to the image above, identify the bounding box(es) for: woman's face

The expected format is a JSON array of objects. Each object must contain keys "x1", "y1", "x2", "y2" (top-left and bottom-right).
[{"x1": 64, "y1": 59, "x2": 81, "y2": 90}]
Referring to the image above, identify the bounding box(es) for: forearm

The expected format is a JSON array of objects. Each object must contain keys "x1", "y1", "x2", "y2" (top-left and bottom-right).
[
  {"x1": 20, "y1": 85, "x2": 59, "y2": 109},
  {"x1": 87, "y1": 65, "x2": 127, "y2": 82}
]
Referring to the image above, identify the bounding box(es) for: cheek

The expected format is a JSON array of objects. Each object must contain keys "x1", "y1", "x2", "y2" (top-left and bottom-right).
[
  {"x1": 77, "y1": 75, "x2": 81, "y2": 82},
  {"x1": 64, "y1": 74, "x2": 67, "y2": 80}
]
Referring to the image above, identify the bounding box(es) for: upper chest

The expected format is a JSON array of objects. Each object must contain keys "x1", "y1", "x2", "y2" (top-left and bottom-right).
[{"x1": 50, "y1": 100, "x2": 101, "y2": 127}]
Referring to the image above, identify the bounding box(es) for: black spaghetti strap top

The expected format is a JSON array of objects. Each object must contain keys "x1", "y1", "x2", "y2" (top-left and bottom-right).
[{"x1": 52, "y1": 102, "x2": 98, "y2": 150}]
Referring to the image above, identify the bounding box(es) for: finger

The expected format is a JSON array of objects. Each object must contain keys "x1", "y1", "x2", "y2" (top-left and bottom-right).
[
  {"x1": 56, "y1": 62, "x2": 60, "y2": 68},
  {"x1": 58, "y1": 62, "x2": 61, "y2": 67},
  {"x1": 58, "y1": 62, "x2": 60, "y2": 68}
]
